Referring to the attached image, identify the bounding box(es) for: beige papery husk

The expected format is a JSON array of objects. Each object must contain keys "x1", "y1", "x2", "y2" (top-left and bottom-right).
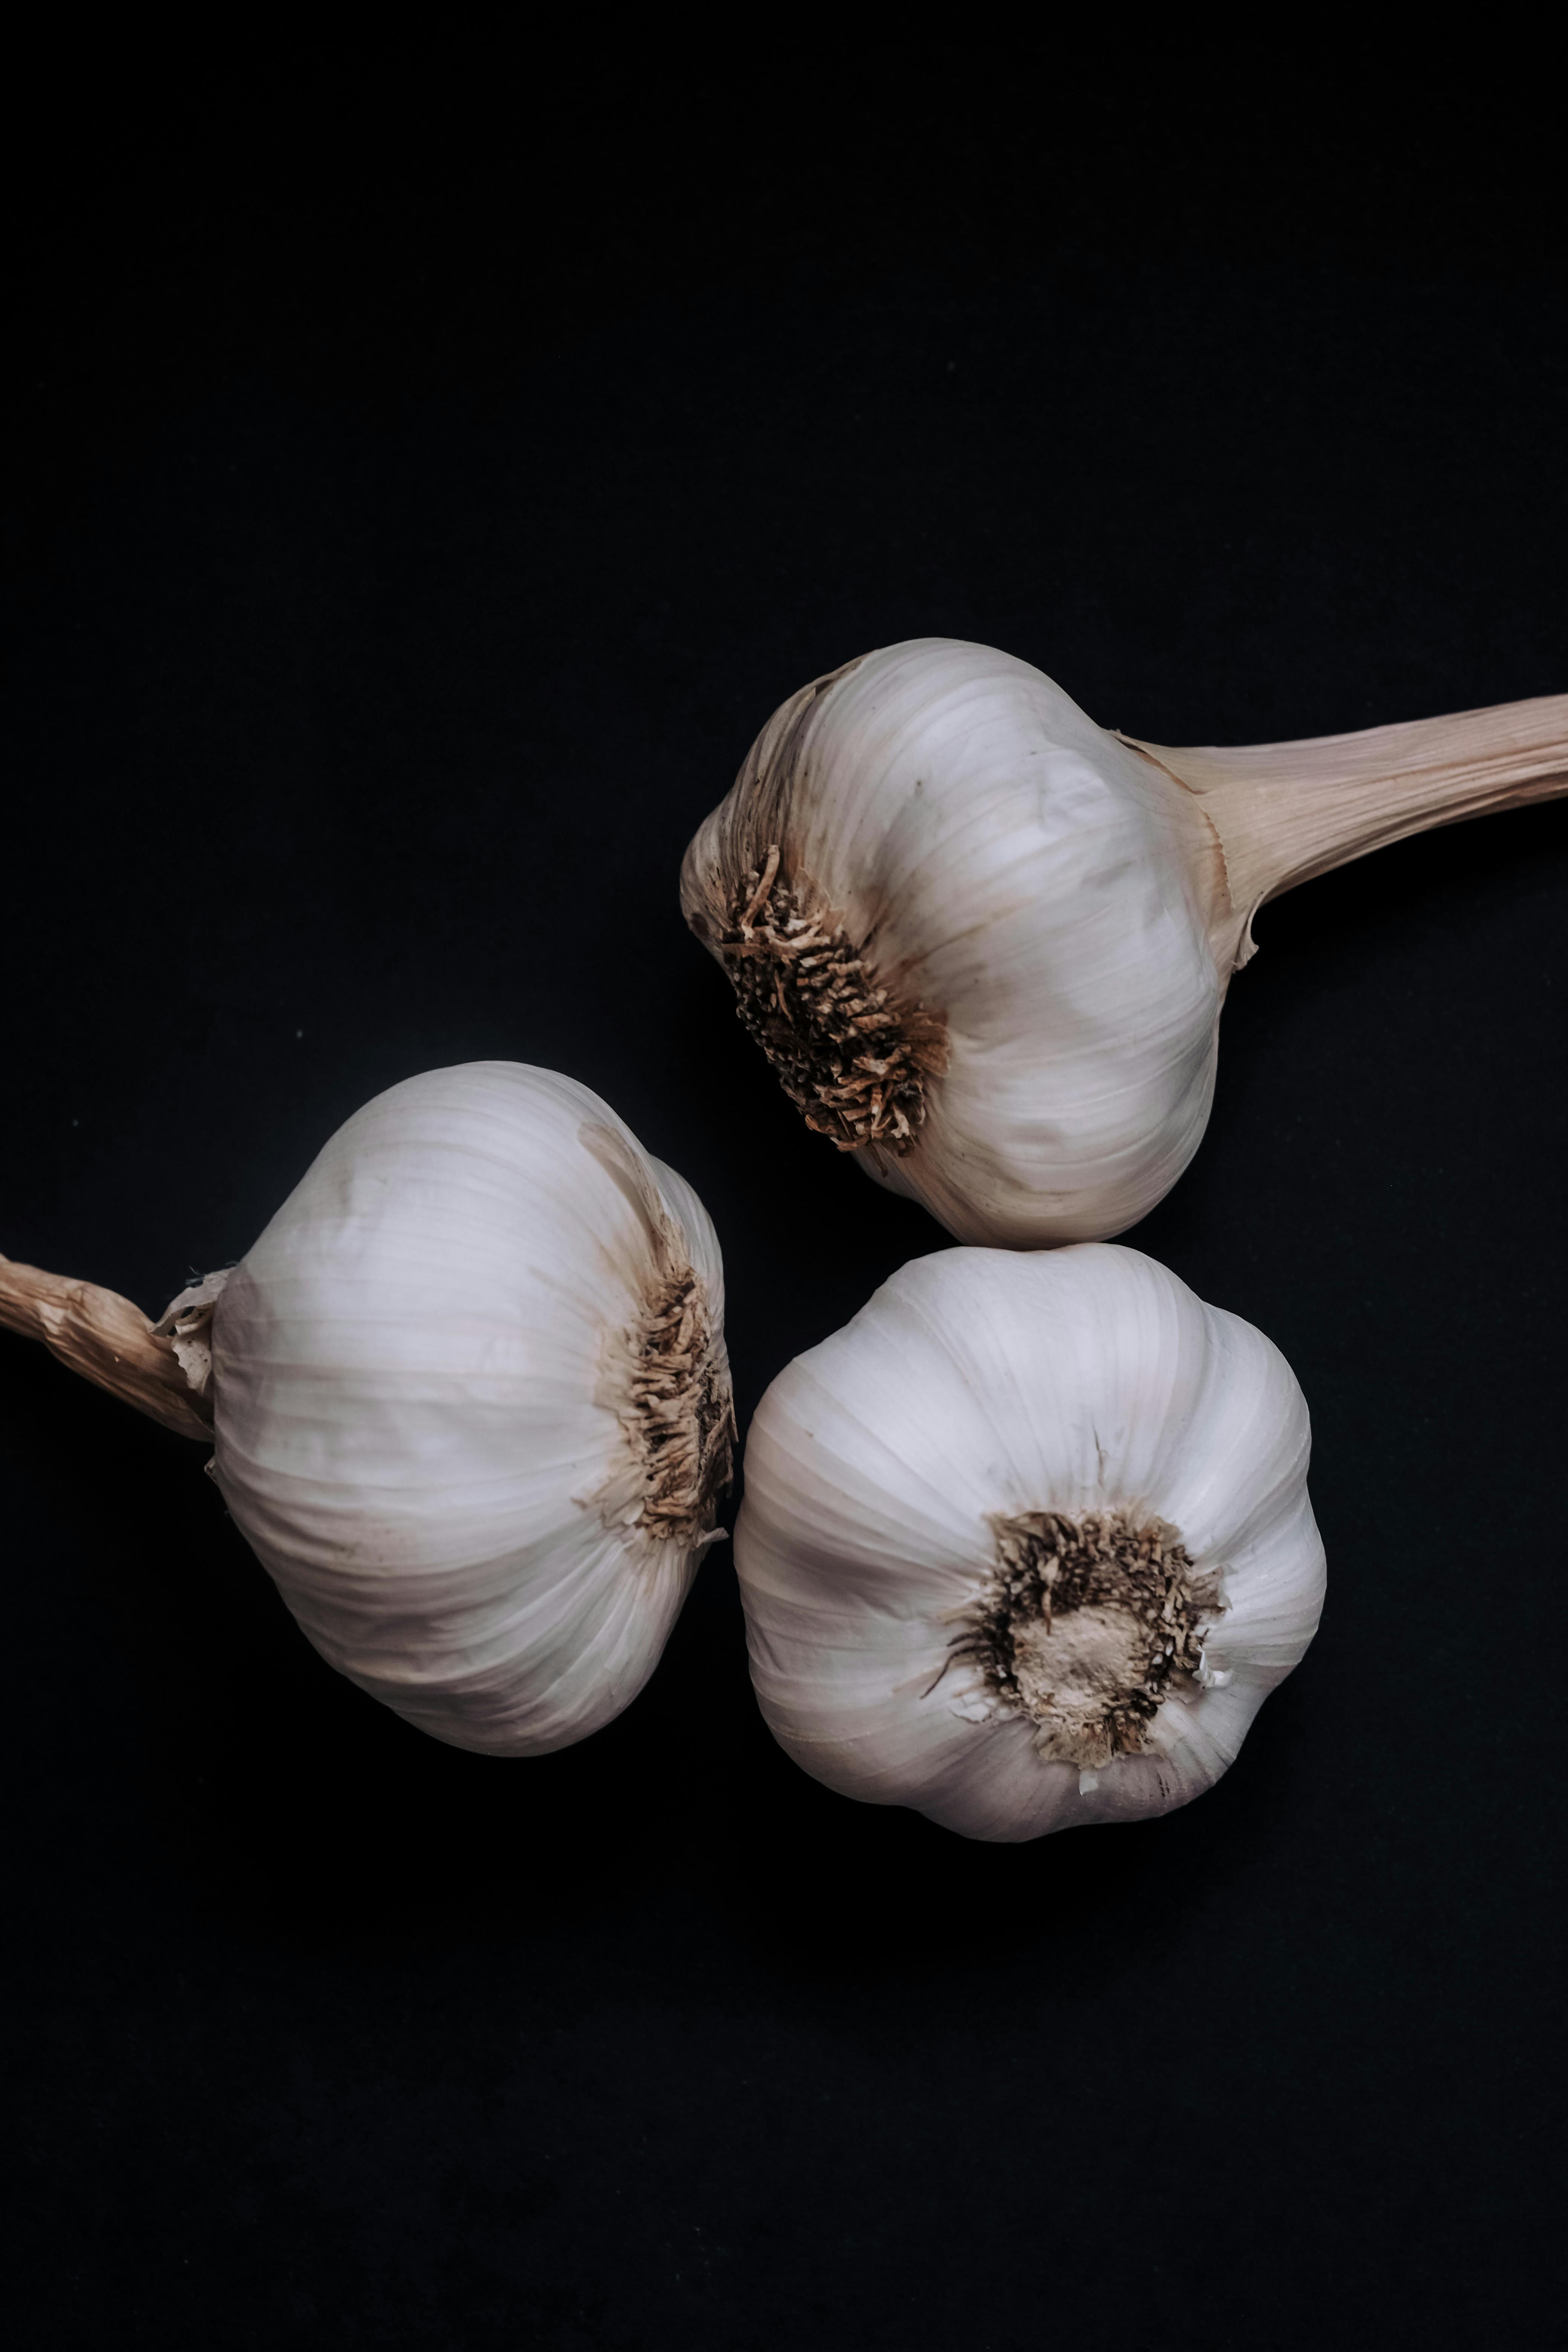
[
  {"x1": 681, "y1": 640, "x2": 1568, "y2": 1245},
  {"x1": 1, "y1": 1065, "x2": 735, "y2": 1756}
]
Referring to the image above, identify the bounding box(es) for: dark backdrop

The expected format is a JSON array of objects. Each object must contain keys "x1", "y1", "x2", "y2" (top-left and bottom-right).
[{"x1": 3, "y1": 54, "x2": 1565, "y2": 2352}]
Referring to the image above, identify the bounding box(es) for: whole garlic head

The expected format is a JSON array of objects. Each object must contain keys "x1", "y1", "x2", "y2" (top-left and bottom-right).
[
  {"x1": 735, "y1": 1243, "x2": 1323, "y2": 1841},
  {"x1": 206, "y1": 1064, "x2": 734, "y2": 1755},
  {"x1": 683, "y1": 639, "x2": 1568, "y2": 1247},
  {"x1": 681, "y1": 640, "x2": 1224, "y2": 1243}
]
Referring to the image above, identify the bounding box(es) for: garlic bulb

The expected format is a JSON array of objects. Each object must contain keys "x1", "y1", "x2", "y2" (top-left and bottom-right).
[
  {"x1": 734, "y1": 1242, "x2": 1323, "y2": 1842},
  {"x1": 0, "y1": 1064, "x2": 734, "y2": 1755},
  {"x1": 682, "y1": 639, "x2": 1568, "y2": 1244}
]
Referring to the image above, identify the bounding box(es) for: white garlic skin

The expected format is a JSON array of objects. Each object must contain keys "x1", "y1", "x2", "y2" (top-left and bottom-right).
[
  {"x1": 735, "y1": 1244, "x2": 1323, "y2": 1842},
  {"x1": 209, "y1": 1064, "x2": 731, "y2": 1756},
  {"x1": 681, "y1": 639, "x2": 1225, "y2": 1245}
]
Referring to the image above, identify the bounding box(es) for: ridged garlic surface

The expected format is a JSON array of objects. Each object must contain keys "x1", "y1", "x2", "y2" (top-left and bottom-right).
[
  {"x1": 199, "y1": 1064, "x2": 734, "y2": 1755},
  {"x1": 683, "y1": 639, "x2": 1568, "y2": 1246},
  {"x1": 735, "y1": 1243, "x2": 1323, "y2": 1842},
  {"x1": 683, "y1": 639, "x2": 1219, "y2": 1243}
]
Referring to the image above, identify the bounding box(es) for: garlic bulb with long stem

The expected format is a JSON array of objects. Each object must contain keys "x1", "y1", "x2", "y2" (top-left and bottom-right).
[
  {"x1": 681, "y1": 640, "x2": 1568, "y2": 1245},
  {"x1": 0, "y1": 1063, "x2": 734, "y2": 1755},
  {"x1": 735, "y1": 1243, "x2": 1323, "y2": 1842}
]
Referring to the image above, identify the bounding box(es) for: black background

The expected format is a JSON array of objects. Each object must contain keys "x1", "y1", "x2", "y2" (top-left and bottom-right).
[{"x1": 4, "y1": 52, "x2": 1565, "y2": 2351}]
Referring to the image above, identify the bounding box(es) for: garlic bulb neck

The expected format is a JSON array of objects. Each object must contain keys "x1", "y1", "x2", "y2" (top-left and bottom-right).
[
  {"x1": 0, "y1": 1252, "x2": 212, "y2": 1441},
  {"x1": 961, "y1": 1508, "x2": 1223, "y2": 1770},
  {"x1": 1122, "y1": 691, "x2": 1568, "y2": 973},
  {"x1": 721, "y1": 842, "x2": 947, "y2": 1154}
]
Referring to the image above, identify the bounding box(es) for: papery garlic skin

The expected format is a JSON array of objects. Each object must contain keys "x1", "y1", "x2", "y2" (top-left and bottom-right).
[
  {"x1": 207, "y1": 1064, "x2": 732, "y2": 1756},
  {"x1": 682, "y1": 640, "x2": 1225, "y2": 1244},
  {"x1": 735, "y1": 1244, "x2": 1323, "y2": 1842}
]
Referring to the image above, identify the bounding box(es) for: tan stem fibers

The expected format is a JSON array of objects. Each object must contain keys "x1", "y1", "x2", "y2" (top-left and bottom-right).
[
  {"x1": 1120, "y1": 691, "x2": 1568, "y2": 975},
  {"x1": 0, "y1": 1254, "x2": 212, "y2": 1441}
]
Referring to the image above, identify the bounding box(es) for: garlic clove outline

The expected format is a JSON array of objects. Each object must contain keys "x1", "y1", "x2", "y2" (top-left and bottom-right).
[
  {"x1": 733, "y1": 1242, "x2": 1325, "y2": 1842},
  {"x1": 2, "y1": 1063, "x2": 735, "y2": 1757},
  {"x1": 682, "y1": 639, "x2": 1568, "y2": 1246}
]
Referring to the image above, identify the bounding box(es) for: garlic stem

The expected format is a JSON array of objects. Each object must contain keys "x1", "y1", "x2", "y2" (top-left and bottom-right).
[
  {"x1": 0, "y1": 1253, "x2": 211, "y2": 1442},
  {"x1": 1121, "y1": 692, "x2": 1568, "y2": 973}
]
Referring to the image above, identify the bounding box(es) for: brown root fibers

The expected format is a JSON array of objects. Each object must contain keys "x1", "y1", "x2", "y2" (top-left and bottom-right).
[
  {"x1": 719, "y1": 845, "x2": 946, "y2": 1156},
  {"x1": 957, "y1": 1508, "x2": 1224, "y2": 1769}
]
